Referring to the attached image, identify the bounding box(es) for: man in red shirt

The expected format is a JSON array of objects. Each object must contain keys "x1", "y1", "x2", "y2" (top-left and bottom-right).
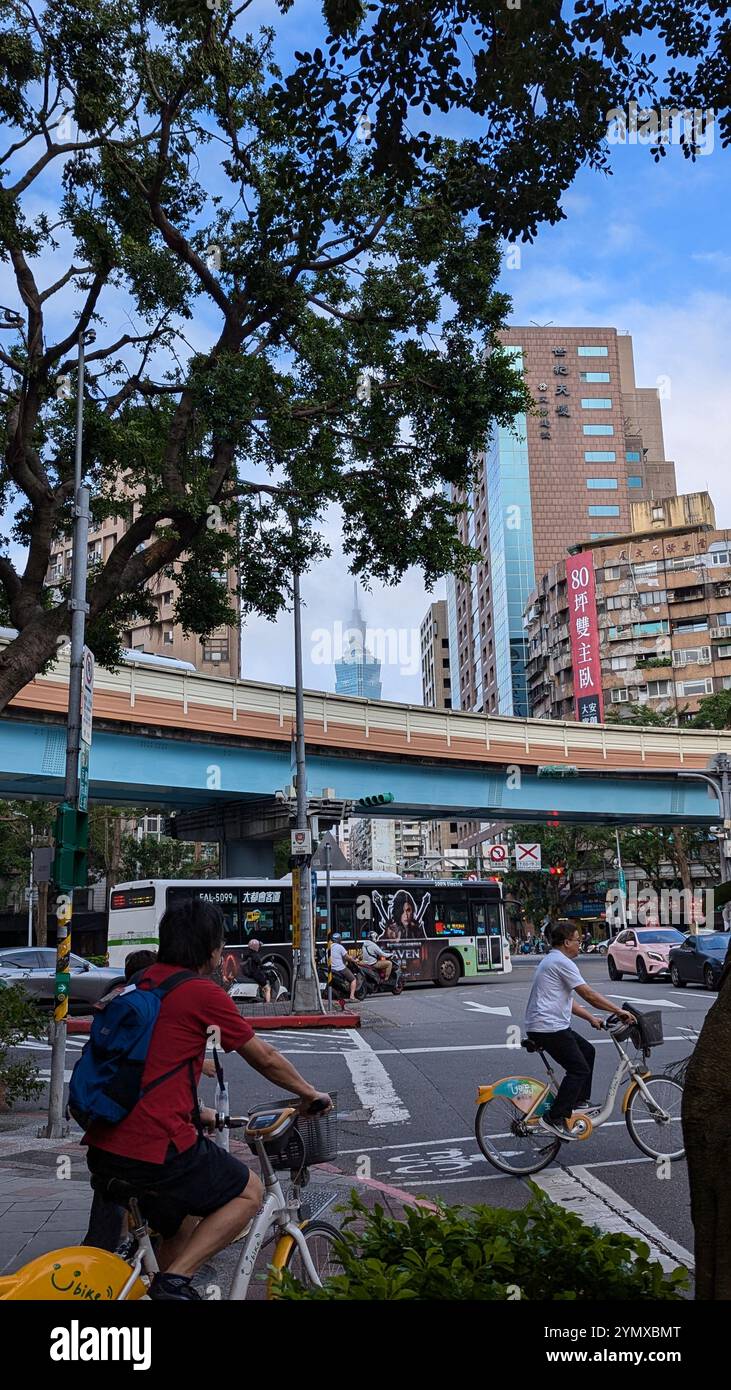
[{"x1": 84, "y1": 898, "x2": 331, "y2": 1300}]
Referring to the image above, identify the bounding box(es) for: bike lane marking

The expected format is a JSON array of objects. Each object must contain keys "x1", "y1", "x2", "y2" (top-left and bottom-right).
[
  {"x1": 531, "y1": 1165, "x2": 693, "y2": 1274},
  {"x1": 341, "y1": 1029, "x2": 410, "y2": 1126}
]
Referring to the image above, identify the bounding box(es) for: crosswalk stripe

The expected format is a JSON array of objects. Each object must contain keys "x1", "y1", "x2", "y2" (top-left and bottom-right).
[{"x1": 342, "y1": 1029, "x2": 409, "y2": 1126}]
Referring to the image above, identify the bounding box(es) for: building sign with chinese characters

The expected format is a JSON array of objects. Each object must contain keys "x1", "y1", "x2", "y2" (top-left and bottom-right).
[{"x1": 566, "y1": 552, "x2": 604, "y2": 724}]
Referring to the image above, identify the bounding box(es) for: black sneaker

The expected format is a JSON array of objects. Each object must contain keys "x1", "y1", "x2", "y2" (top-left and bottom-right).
[
  {"x1": 539, "y1": 1116, "x2": 580, "y2": 1142},
  {"x1": 149, "y1": 1273, "x2": 203, "y2": 1301}
]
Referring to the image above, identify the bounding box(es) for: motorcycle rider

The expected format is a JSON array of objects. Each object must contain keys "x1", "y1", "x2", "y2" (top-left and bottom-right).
[
  {"x1": 239, "y1": 939, "x2": 271, "y2": 1003},
  {"x1": 360, "y1": 931, "x2": 393, "y2": 984},
  {"x1": 330, "y1": 933, "x2": 358, "y2": 1002}
]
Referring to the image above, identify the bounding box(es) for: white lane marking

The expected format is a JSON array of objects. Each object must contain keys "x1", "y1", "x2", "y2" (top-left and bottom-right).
[
  {"x1": 609, "y1": 994, "x2": 685, "y2": 1010},
  {"x1": 393, "y1": 1155, "x2": 665, "y2": 1187},
  {"x1": 463, "y1": 1001, "x2": 512, "y2": 1016},
  {"x1": 37, "y1": 1070, "x2": 74, "y2": 1083},
  {"x1": 372, "y1": 1034, "x2": 694, "y2": 1056},
  {"x1": 531, "y1": 1166, "x2": 693, "y2": 1274},
  {"x1": 342, "y1": 1029, "x2": 409, "y2": 1126},
  {"x1": 339, "y1": 1115, "x2": 664, "y2": 1157}
]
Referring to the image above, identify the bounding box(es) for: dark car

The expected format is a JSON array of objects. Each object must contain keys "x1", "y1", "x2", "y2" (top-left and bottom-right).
[
  {"x1": 0, "y1": 947, "x2": 123, "y2": 1014},
  {"x1": 668, "y1": 932, "x2": 731, "y2": 991}
]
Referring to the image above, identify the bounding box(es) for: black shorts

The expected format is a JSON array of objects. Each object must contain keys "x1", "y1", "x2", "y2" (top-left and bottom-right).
[{"x1": 87, "y1": 1138, "x2": 251, "y2": 1238}]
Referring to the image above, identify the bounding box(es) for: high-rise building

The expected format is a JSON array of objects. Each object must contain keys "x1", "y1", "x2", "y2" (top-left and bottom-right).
[
  {"x1": 348, "y1": 818, "x2": 397, "y2": 871},
  {"x1": 47, "y1": 511, "x2": 241, "y2": 677},
  {"x1": 334, "y1": 584, "x2": 382, "y2": 699},
  {"x1": 420, "y1": 600, "x2": 452, "y2": 708},
  {"x1": 447, "y1": 327, "x2": 676, "y2": 717},
  {"x1": 524, "y1": 492, "x2": 731, "y2": 722}
]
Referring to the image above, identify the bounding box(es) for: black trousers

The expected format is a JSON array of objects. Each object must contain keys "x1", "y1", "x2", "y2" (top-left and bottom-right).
[{"x1": 527, "y1": 1027, "x2": 596, "y2": 1122}]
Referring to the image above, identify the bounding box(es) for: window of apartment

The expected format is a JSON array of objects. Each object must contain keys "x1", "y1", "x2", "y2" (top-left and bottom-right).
[
  {"x1": 163, "y1": 628, "x2": 174, "y2": 645},
  {"x1": 611, "y1": 686, "x2": 648, "y2": 702},
  {"x1": 676, "y1": 678, "x2": 714, "y2": 697},
  {"x1": 586, "y1": 477, "x2": 618, "y2": 489},
  {"x1": 578, "y1": 346, "x2": 609, "y2": 356},
  {"x1": 583, "y1": 424, "x2": 615, "y2": 435},
  {"x1": 639, "y1": 589, "x2": 667, "y2": 606},
  {"x1": 581, "y1": 398, "x2": 612, "y2": 409},
  {"x1": 588, "y1": 505, "x2": 620, "y2": 516},
  {"x1": 633, "y1": 561, "x2": 659, "y2": 578},
  {"x1": 607, "y1": 594, "x2": 631, "y2": 610},
  {"x1": 672, "y1": 646, "x2": 711, "y2": 667},
  {"x1": 201, "y1": 638, "x2": 229, "y2": 663},
  {"x1": 652, "y1": 506, "x2": 665, "y2": 521},
  {"x1": 611, "y1": 656, "x2": 628, "y2": 670},
  {"x1": 580, "y1": 371, "x2": 611, "y2": 382},
  {"x1": 715, "y1": 643, "x2": 731, "y2": 658},
  {"x1": 590, "y1": 532, "x2": 618, "y2": 539},
  {"x1": 628, "y1": 476, "x2": 644, "y2": 488},
  {"x1": 647, "y1": 680, "x2": 672, "y2": 698},
  {"x1": 673, "y1": 618, "x2": 709, "y2": 633},
  {"x1": 585, "y1": 451, "x2": 616, "y2": 462},
  {"x1": 708, "y1": 547, "x2": 731, "y2": 567},
  {"x1": 601, "y1": 565, "x2": 622, "y2": 580},
  {"x1": 626, "y1": 451, "x2": 642, "y2": 462}
]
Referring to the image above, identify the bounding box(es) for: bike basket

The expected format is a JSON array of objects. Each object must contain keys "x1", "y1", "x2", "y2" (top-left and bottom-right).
[
  {"x1": 622, "y1": 1003, "x2": 664, "y2": 1052},
  {"x1": 267, "y1": 1096, "x2": 338, "y2": 1172}
]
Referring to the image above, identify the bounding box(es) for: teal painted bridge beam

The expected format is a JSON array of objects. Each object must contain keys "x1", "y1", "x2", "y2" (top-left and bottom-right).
[{"x1": 0, "y1": 720, "x2": 717, "y2": 826}]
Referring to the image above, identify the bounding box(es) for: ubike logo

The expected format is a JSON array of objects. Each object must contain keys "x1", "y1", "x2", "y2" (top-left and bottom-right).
[
  {"x1": 508, "y1": 1082, "x2": 535, "y2": 1098},
  {"x1": 50, "y1": 1321, "x2": 151, "y2": 1371}
]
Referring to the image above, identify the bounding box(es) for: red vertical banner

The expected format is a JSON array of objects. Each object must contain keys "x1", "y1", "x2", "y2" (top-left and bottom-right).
[{"x1": 566, "y1": 552, "x2": 604, "y2": 724}]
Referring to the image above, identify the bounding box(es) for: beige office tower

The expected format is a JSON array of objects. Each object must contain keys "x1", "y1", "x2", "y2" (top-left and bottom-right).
[
  {"x1": 48, "y1": 510, "x2": 241, "y2": 677},
  {"x1": 446, "y1": 327, "x2": 676, "y2": 717}
]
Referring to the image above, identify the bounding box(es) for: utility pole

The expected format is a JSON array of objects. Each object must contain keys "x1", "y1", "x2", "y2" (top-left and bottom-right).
[
  {"x1": 44, "y1": 330, "x2": 94, "y2": 1138},
  {"x1": 290, "y1": 535, "x2": 323, "y2": 1013}
]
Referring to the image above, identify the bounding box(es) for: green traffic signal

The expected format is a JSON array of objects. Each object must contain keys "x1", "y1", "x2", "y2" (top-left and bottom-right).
[{"x1": 356, "y1": 792, "x2": 395, "y2": 807}]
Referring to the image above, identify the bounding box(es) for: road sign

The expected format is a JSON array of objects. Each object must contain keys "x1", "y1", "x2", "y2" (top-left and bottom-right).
[
  {"x1": 485, "y1": 843, "x2": 509, "y2": 870},
  {"x1": 515, "y1": 843, "x2": 541, "y2": 872},
  {"x1": 291, "y1": 828, "x2": 312, "y2": 855},
  {"x1": 78, "y1": 741, "x2": 90, "y2": 812},
  {"x1": 32, "y1": 847, "x2": 54, "y2": 883},
  {"x1": 81, "y1": 646, "x2": 94, "y2": 745}
]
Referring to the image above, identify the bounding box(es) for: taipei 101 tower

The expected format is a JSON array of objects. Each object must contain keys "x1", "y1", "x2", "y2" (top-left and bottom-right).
[{"x1": 334, "y1": 583, "x2": 382, "y2": 699}]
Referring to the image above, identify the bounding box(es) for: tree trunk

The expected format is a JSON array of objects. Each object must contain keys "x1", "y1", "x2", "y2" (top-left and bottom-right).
[
  {"x1": 109, "y1": 816, "x2": 122, "y2": 890},
  {"x1": 36, "y1": 880, "x2": 49, "y2": 947},
  {"x1": 0, "y1": 613, "x2": 68, "y2": 715},
  {"x1": 672, "y1": 826, "x2": 694, "y2": 892}
]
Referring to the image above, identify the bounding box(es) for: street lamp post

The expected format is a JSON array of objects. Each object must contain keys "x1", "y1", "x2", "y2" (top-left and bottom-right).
[
  {"x1": 290, "y1": 543, "x2": 324, "y2": 1014},
  {"x1": 45, "y1": 329, "x2": 94, "y2": 1138}
]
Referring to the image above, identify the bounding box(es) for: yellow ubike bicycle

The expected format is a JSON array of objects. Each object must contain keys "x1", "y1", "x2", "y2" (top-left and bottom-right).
[
  {"x1": 0, "y1": 1101, "x2": 343, "y2": 1302},
  {"x1": 474, "y1": 1013, "x2": 686, "y2": 1175}
]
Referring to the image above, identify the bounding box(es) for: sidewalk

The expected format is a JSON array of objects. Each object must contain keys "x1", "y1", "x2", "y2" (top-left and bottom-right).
[
  {"x1": 68, "y1": 1000, "x2": 360, "y2": 1035},
  {"x1": 0, "y1": 1112, "x2": 430, "y2": 1290}
]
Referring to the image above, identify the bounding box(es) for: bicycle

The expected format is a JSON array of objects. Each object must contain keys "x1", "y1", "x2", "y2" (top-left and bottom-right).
[
  {"x1": 0, "y1": 1099, "x2": 344, "y2": 1302},
  {"x1": 474, "y1": 1011, "x2": 685, "y2": 1176}
]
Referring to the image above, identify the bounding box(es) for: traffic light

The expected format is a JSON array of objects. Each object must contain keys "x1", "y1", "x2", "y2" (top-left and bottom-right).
[
  {"x1": 548, "y1": 865, "x2": 566, "y2": 878},
  {"x1": 52, "y1": 801, "x2": 89, "y2": 892},
  {"x1": 546, "y1": 809, "x2": 560, "y2": 830},
  {"x1": 356, "y1": 793, "x2": 395, "y2": 808}
]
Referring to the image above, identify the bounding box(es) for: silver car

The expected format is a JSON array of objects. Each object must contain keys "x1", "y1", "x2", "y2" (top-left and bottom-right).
[{"x1": 0, "y1": 948, "x2": 124, "y2": 1014}]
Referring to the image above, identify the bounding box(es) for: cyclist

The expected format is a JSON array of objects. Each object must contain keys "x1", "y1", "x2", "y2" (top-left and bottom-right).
[
  {"x1": 330, "y1": 932, "x2": 358, "y2": 1002},
  {"x1": 83, "y1": 898, "x2": 331, "y2": 1300},
  {"x1": 525, "y1": 919, "x2": 634, "y2": 1142},
  {"x1": 360, "y1": 931, "x2": 393, "y2": 984},
  {"x1": 239, "y1": 938, "x2": 272, "y2": 1003}
]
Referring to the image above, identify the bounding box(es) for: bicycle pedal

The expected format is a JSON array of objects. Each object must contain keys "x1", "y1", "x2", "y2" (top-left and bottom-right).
[{"x1": 567, "y1": 1114, "x2": 593, "y2": 1140}]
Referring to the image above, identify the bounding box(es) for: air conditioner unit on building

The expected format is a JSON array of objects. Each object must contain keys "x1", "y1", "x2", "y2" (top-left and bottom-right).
[{"x1": 711, "y1": 626, "x2": 731, "y2": 640}]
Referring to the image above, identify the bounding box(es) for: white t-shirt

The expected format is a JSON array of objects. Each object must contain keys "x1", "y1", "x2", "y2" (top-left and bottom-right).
[
  {"x1": 361, "y1": 939, "x2": 385, "y2": 965},
  {"x1": 525, "y1": 950, "x2": 585, "y2": 1033},
  {"x1": 331, "y1": 941, "x2": 350, "y2": 972}
]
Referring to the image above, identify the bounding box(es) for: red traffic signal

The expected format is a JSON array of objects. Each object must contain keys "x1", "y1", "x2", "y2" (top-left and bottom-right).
[{"x1": 549, "y1": 865, "x2": 565, "y2": 877}]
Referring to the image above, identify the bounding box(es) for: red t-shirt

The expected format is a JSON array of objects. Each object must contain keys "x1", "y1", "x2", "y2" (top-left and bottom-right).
[{"x1": 84, "y1": 964, "x2": 255, "y2": 1163}]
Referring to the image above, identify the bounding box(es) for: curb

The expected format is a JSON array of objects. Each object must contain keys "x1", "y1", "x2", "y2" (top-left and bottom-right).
[{"x1": 66, "y1": 1011, "x2": 360, "y2": 1034}]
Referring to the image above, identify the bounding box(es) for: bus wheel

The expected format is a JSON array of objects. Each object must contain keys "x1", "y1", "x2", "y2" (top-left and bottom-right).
[{"x1": 436, "y1": 952, "x2": 461, "y2": 987}]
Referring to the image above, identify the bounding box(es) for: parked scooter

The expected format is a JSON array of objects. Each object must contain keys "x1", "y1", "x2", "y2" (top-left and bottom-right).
[{"x1": 356, "y1": 957, "x2": 404, "y2": 998}]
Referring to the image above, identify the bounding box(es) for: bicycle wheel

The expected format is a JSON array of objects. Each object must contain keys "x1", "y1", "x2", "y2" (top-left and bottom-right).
[
  {"x1": 625, "y1": 1075, "x2": 685, "y2": 1160},
  {"x1": 475, "y1": 1095, "x2": 561, "y2": 1175},
  {"x1": 268, "y1": 1221, "x2": 344, "y2": 1296}
]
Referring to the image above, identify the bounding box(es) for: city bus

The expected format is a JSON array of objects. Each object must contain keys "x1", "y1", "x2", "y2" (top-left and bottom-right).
[{"x1": 107, "y1": 872, "x2": 512, "y2": 990}]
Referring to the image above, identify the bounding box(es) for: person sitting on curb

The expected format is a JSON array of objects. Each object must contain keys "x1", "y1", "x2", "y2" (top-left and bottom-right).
[{"x1": 525, "y1": 919, "x2": 634, "y2": 1142}]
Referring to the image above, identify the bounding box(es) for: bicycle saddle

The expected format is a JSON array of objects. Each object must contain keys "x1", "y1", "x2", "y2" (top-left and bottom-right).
[
  {"x1": 90, "y1": 1174, "x2": 146, "y2": 1207},
  {"x1": 521, "y1": 1038, "x2": 538, "y2": 1053}
]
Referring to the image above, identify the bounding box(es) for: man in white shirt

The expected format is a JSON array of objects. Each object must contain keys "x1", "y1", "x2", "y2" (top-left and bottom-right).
[
  {"x1": 525, "y1": 919, "x2": 634, "y2": 1141},
  {"x1": 361, "y1": 932, "x2": 393, "y2": 982},
  {"x1": 330, "y1": 934, "x2": 358, "y2": 1001}
]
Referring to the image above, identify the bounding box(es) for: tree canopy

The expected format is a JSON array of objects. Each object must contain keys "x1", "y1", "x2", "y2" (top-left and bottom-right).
[{"x1": 2, "y1": 0, "x2": 718, "y2": 708}]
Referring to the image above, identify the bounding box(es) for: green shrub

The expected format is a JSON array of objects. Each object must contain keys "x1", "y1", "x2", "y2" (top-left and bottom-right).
[
  {"x1": 0, "y1": 984, "x2": 44, "y2": 1109},
  {"x1": 278, "y1": 1191, "x2": 689, "y2": 1300}
]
